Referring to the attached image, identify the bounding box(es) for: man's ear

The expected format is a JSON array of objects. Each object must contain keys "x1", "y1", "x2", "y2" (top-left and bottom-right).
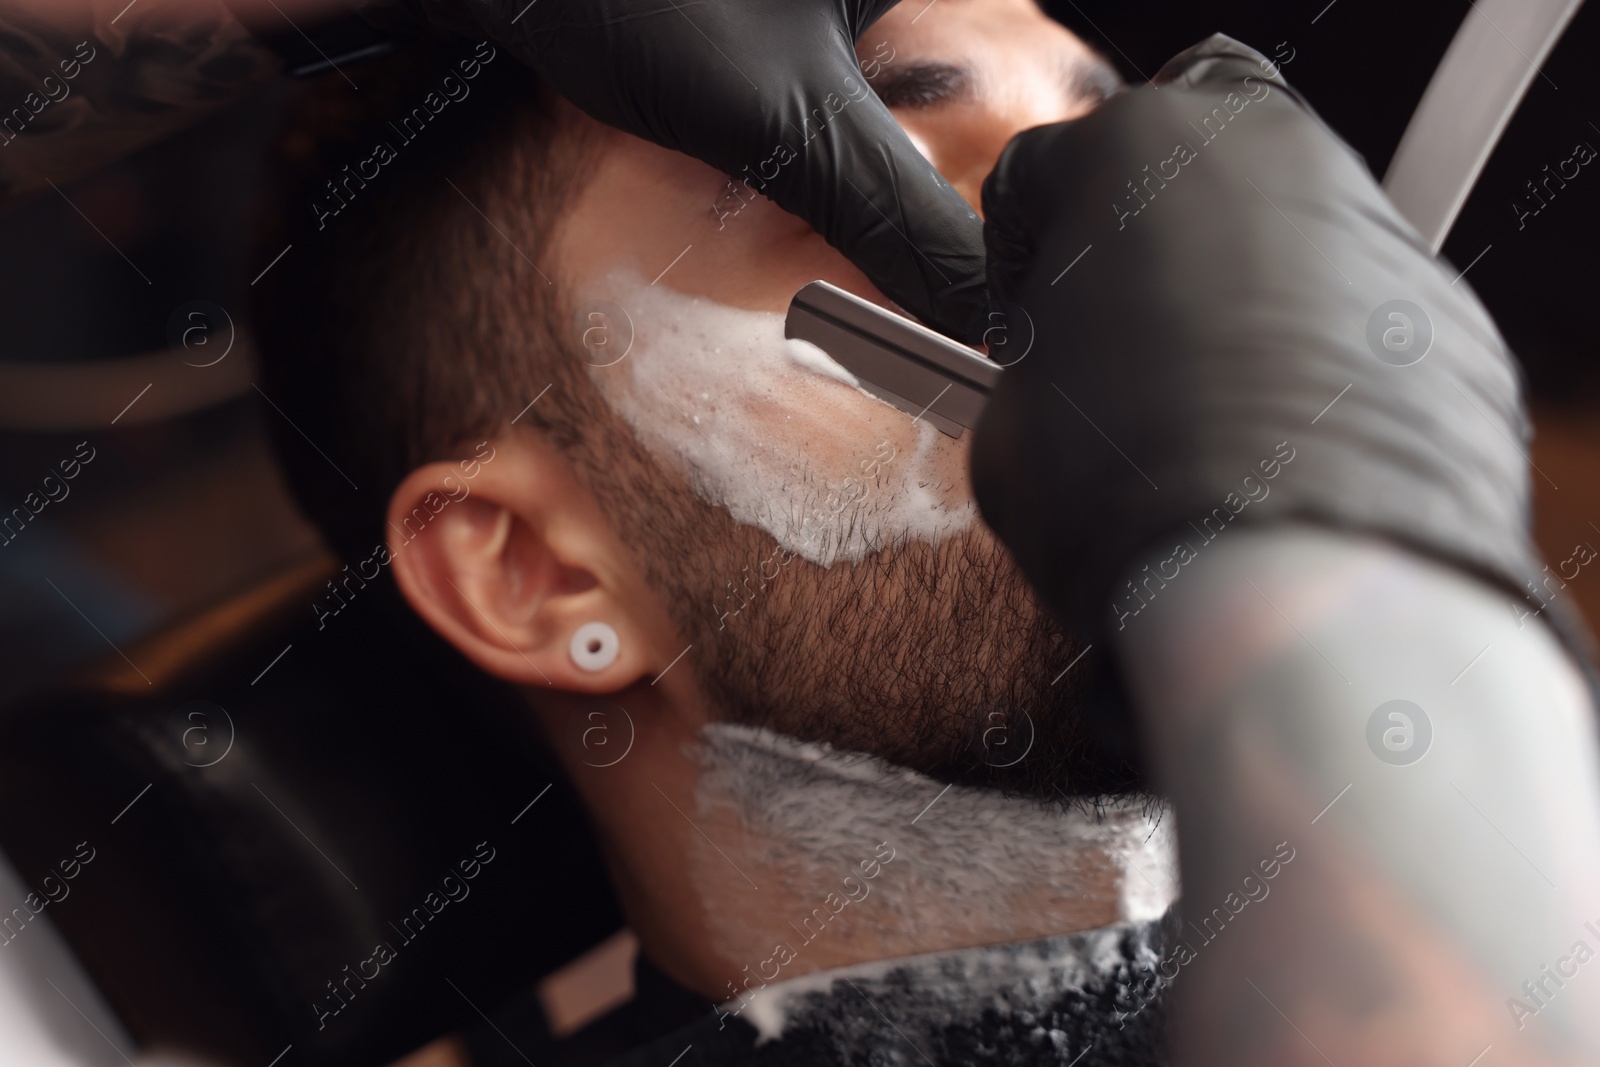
[{"x1": 386, "y1": 433, "x2": 674, "y2": 693}]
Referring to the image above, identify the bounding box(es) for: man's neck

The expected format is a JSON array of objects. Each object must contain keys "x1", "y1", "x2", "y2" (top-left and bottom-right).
[{"x1": 675, "y1": 724, "x2": 1178, "y2": 1002}]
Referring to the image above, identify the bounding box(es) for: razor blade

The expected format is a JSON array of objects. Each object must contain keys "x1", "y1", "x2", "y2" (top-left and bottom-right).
[{"x1": 784, "y1": 280, "x2": 999, "y2": 438}]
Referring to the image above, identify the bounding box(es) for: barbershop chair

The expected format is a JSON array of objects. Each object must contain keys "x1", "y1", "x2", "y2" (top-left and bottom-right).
[{"x1": 0, "y1": 552, "x2": 624, "y2": 1067}]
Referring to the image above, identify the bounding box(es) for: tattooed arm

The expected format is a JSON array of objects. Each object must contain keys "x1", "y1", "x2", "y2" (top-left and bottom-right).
[
  {"x1": 0, "y1": 0, "x2": 350, "y2": 211},
  {"x1": 1118, "y1": 525, "x2": 1600, "y2": 1067}
]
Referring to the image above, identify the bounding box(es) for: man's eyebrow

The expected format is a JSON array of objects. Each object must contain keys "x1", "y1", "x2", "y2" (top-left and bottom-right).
[{"x1": 869, "y1": 61, "x2": 976, "y2": 110}]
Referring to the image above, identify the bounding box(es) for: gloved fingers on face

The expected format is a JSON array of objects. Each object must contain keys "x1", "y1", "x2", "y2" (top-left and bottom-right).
[
  {"x1": 773, "y1": 83, "x2": 989, "y2": 342},
  {"x1": 980, "y1": 122, "x2": 1079, "y2": 301},
  {"x1": 1149, "y1": 32, "x2": 1337, "y2": 141},
  {"x1": 980, "y1": 37, "x2": 1331, "y2": 302},
  {"x1": 1147, "y1": 34, "x2": 1375, "y2": 217},
  {"x1": 851, "y1": 0, "x2": 913, "y2": 36},
  {"x1": 393, "y1": 0, "x2": 990, "y2": 339},
  {"x1": 1150, "y1": 33, "x2": 1283, "y2": 89}
]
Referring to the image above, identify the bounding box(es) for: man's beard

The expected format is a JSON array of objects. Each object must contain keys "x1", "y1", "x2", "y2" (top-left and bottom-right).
[{"x1": 584, "y1": 406, "x2": 1147, "y2": 801}]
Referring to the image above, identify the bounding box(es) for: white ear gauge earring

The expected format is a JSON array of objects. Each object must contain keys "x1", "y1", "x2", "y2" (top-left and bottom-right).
[{"x1": 570, "y1": 621, "x2": 620, "y2": 672}]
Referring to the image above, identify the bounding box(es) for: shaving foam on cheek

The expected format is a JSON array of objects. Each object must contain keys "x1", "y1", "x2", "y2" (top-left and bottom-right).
[
  {"x1": 784, "y1": 338, "x2": 859, "y2": 388},
  {"x1": 582, "y1": 267, "x2": 976, "y2": 566}
]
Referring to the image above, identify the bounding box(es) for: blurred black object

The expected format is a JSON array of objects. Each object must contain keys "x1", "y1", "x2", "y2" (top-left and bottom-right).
[
  {"x1": 462, "y1": 953, "x2": 711, "y2": 1067},
  {"x1": 0, "y1": 557, "x2": 623, "y2": 1067},
  {"x1": 1045, "y1": 0, "x2": 1600, "y2": 401}
]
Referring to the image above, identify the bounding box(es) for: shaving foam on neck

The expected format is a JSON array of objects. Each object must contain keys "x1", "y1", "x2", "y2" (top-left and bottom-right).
[
  {"x1": 579, "y1": 268, "x2": 977, "y2": 566},
  {"x1": 695, "y1": 723, "x2": 1178, "y2": 919},
  {"x1": 691, "y1": 724, "x2": 1179, "y2": 1040},
  {"x1": 687, "y1": 723, "x2": 1177, "y2": 1011}
]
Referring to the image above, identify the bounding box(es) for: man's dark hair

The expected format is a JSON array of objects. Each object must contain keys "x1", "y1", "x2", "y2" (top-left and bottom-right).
[{"x1": 252, "y1": 40, "x2": 609, "y2": 563}]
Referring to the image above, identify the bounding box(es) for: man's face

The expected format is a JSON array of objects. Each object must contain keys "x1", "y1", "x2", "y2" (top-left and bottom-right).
[{"x1": 547, "y1": 0, "x2": 1134, "y2": 797}]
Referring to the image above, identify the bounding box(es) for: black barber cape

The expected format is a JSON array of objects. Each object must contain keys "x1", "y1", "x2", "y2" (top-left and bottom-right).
[{"x1": 467, "y1": 916, "x2": 1174, "y2": 1067}]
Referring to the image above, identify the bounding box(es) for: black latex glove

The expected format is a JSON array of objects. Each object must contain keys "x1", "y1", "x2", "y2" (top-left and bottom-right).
[
  {"x1": 373, "y1": 0, "x2": 988, "y2": 342},
  {"x1": 972, "y1": 34, "x2": 1555, "y2": 645}
]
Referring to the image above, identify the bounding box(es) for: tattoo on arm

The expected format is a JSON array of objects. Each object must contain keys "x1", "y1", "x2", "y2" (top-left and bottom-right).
[{"x1": 0, "y1": 0, "x2": 281, "y2": 211}]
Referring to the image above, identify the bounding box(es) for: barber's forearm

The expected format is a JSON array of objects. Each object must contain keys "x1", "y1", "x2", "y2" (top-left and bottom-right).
[
  {"x1": 1113, "y1": 523, "x2": 1600, "y2": 1066},
  {"x1": 0, "y1": 0, "x2": 340, "y2": 210}
]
